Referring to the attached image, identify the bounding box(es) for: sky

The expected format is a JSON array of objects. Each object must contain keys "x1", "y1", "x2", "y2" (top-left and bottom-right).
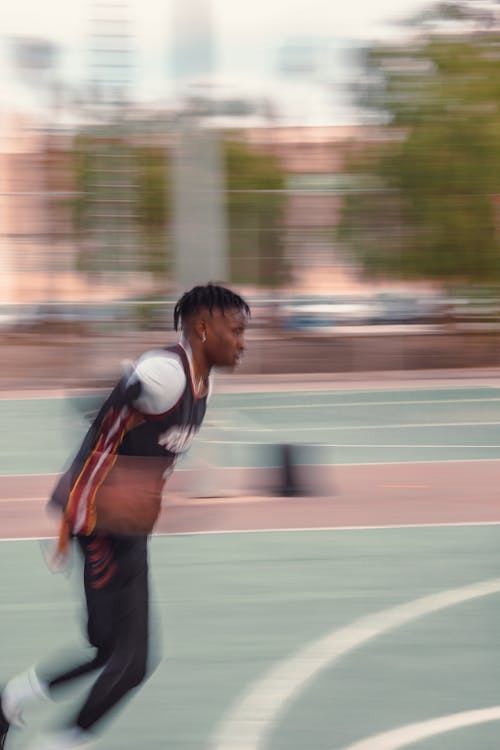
[{"x1": 0, "y1": 0, "x2": 434, "y2": 125}]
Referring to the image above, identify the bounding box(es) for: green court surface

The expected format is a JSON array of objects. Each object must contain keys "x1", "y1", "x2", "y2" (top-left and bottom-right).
[
  {"x1": 1, "y1": 524, "x2": 500, "y2": 749},
  {"x1": 1, "y1": 385, "x2": 500, "y2": 475}
]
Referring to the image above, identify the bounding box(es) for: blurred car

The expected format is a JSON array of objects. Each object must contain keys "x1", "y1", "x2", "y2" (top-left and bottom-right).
[
  {"x1": 281, "y1": 296, "x2": 383, "y2": 331},
  {"x1": 371, "y1": 293, "x2": 448, "y2": 324},
  {"x1": 0, "y1": 303, "x2": 41, "y2": 331},
  {"x1": 0, "y1": 301, "x2": 132, "y2": 334},
  {"x1": 447, "y1": 295, "x2": 500, "y2": 323}
]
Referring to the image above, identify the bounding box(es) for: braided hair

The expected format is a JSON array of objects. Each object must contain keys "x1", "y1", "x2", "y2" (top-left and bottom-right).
[{"x1": 174, "y1": 283, "x2": 250, "y2": 331}]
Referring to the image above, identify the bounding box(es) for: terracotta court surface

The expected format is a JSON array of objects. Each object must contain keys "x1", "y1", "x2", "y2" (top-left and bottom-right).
[{"x1": 0, "y1": 458, "x2": 499, "y2": 540}]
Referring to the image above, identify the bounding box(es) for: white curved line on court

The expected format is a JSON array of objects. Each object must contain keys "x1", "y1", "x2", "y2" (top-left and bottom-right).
[
  {"x1": 209, "y1": 578, "x2": 500, "y2": 750},
  {"x1": 339, "y1": 705, "x2": 500, "y2": 749}
]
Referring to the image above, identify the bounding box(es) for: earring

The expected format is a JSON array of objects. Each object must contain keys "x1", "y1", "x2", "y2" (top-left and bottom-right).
[{"x1": 201, "y1": 332, "x2": 206, "y2": 343}]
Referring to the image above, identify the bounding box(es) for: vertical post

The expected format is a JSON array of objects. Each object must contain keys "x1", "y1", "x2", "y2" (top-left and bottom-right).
[
  {"x1": 172, "y1": 122, "x2": 228, "y2": 287},
  {"x1": 170, "y1": 0, "x2": 229, "y2": 289}
]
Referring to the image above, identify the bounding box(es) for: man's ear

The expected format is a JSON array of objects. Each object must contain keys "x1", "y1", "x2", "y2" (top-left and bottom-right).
[{"x1": 194, "y1": 317, "x2": 208, "y2": 343}]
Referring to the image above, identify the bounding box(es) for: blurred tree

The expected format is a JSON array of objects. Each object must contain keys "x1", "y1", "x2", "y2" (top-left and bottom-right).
[
  {"x1": 225, "y1": 139, "x2": 287, "y2": 286},
  {"x1": 71, "y1": 135, "x2": 171, "y2": 279},
  {"x1": 72, "y1": 134, "x2": 287, "y2": 286},
  {"x1": 134, "y1": 145, "x2": 171, "y2": 275},
  {"x1": 338, "y1": 0, "x2": 500, "y2": 282}
]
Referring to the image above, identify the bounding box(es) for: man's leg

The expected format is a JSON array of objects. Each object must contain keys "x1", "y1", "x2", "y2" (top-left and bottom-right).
[
  {"x1": 0, "y1": 701, "x2": 10, "y2": 749},
  {"x1": 40, "y1": 534, "x2": 117, "y2": 695},
  {"x1": 24, "y1": 535, "x2": 157, "y2": 748},
  {"x1": 73, "y1": 536, "x2": 152, "y2": 732},
  {"x1": 0, "y1": 533, "x2": 117, "y2": 746}
]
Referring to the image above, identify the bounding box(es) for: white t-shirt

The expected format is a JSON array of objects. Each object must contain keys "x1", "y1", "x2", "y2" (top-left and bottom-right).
[
  {"x1": 128, "y1": 349, "x2": 187, "y2": 415},
  {"x1": 126, "y1": 343, "x2": 212, "y2": 415}
]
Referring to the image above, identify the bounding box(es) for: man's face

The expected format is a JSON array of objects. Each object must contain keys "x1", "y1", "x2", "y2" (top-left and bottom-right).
[{"x1": 204, "y1": 307, "x2": 248, "y2": 369}]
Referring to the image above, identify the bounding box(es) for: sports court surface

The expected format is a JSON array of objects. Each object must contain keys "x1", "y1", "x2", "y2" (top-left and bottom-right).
[{"x1": 1, "y1": 375, "x2": 499, "y2": 749}]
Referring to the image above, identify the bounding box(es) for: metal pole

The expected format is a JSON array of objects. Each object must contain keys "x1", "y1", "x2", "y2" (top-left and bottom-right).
[{"x1": 170, "y1": 0, "x2": 229, "y2": 290}]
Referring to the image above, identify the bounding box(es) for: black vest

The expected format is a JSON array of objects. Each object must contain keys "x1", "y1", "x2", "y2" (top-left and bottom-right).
[
  {"x1": 49, "y1": 343, "x2": 208, "y2": 519},
  {"x1": 120, "y1": 343, "x2": 208, "y2": 459}
]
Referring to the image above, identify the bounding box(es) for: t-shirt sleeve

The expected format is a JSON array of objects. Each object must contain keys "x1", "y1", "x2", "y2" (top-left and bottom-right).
[{"x1": 127, "y1": 350, "x2": 186, "y2": 415}]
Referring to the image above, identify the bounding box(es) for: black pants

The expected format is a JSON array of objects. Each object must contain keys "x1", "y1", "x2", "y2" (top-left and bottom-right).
[{"x1": 43, "y1": 533, "x2": 157, "y2": 732}]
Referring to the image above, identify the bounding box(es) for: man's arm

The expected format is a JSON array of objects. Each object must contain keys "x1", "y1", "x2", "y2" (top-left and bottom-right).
[{"x1": 127, "y1": 350, "x2": 186, "y2": 415}]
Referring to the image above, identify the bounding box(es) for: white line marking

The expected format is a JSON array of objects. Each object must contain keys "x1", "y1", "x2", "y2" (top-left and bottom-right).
[
  {"x1": 163, "y1": 521, "x2": 500, "y2": 533},
  {"x1": 3, "y1": 394, "x2": 500, "y2": 410},
  {"x1": 209, "y1": 578, "x2": 500, "y2": 750},
  {"x1": 2, "y1": 457, "x2": 500, "y2": 482},
  {"x1": 200, "y1": 439, "x2": 500, "y2": 447},
  {"x1": 339, "y1": 705, "x2": 500, "y2": 749},
  {"x1": 1, "y1": 388, "x2": 498, "y2": 403},
  {"x1": 2, "y1": 520, "x2": 500, "y2": 543},
  {"x1": 0, "y1": 497, "x2": 46, "y2": 503},
  {"x1": 303, "y1": 457, "x2": 500, "y2": 465},
  {"x1": 0, "y1": 602, "x2": 71, "y2": 613},
  {"x1": 0, "y1": 473, "x2": 56, "y2": 479},
  {"x1": 0, "y1": 536, "x2": 58, "y2": 542},
  {"x1": 203, "y1": 420, "x2": 500, "y2": 433},
  {"x1": 229, "y1": 397, "x2": 500, "y2": 410}
]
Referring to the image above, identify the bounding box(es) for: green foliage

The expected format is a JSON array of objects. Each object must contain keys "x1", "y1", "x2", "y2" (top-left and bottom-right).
[
  {"x1": 135, "y1": 146, "x2": 169, "y2": 230},
  {"x1": 338, "y1": 5, "x2": 500, "y2": 282},
  {"x1": 71, "y1": 133, "x2": 287, "y2": 286},
  {"x1": 71, "y1": 135, "x2": 94, "y2": 233},
  {"x1": 224, "y1": 139, "x2": 287, "y2": 286},
  {"x1": 71, "y1": 135, "x2": 170, "y2": 277}
]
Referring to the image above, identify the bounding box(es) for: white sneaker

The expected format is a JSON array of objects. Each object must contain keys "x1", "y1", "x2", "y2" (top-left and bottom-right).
[
  {"x1": 2, "y1": 667, "x2": 49, "y2": 728},
  {"x1": 23, "y1": 728, "x2": 92, "y2": 749}
]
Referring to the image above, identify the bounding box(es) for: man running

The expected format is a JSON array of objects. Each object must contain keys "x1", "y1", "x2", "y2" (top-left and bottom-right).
[{"x1": 0, "y1": 283, "x2": 250, "y2": 750}]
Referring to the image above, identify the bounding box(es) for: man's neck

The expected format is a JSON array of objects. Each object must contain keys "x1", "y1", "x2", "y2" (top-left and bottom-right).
[{"x1": 179, "y1": 337, "x2": 211, "y2": 395}]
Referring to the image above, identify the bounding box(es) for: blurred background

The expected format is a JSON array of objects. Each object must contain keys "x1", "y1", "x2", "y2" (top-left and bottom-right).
[
  {"x1": 2, "y1": 7, "x2": 500, "y2": 749},
  {"x1": 1, "y1": 0, "x2": 500, "y2": 386}
]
